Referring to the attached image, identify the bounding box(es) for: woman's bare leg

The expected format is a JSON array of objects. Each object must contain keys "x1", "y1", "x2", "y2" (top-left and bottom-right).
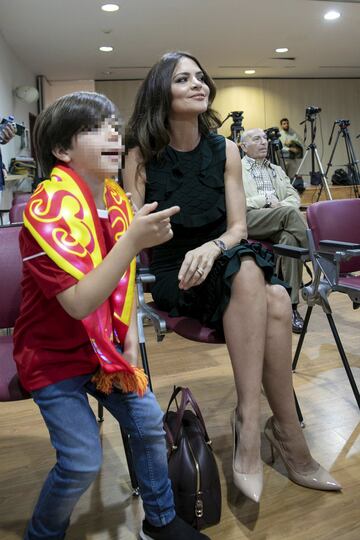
[
  {"x1": 222, "y1": 257, "x2": 267, "y2": 473},
  {"x1": 262, "y1": 284, "x2": 315, "y2": 471}
]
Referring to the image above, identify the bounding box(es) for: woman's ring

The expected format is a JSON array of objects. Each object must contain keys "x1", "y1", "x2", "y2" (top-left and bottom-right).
[{"x1": 196, "y1": 267, "x2": 204, "y2": 276}]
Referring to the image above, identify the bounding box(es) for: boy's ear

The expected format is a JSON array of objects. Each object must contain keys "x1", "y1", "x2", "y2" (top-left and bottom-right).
[{"x1": 52, "y1": 145, "x2": 71, "y2": 163}]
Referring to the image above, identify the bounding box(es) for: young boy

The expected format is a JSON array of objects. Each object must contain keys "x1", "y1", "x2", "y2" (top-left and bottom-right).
[{"x1": 13, "y1": 92, "x2": 210, "y2": 540}]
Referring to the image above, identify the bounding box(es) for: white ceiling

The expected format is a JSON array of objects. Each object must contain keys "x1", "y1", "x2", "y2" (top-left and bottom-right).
[{"x1": 0, "y1": 0, "x2": 360, "y2": 81}]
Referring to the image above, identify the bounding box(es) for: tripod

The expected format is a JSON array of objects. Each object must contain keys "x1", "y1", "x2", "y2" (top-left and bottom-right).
[
  {"x1": 324, "y1": 120, "x2": 360, "y2": 198},
  {"x1": 221, "y1": 111, "x2": 245, "y2": 157},
  {"x1": 267, "y1": 140, "x2": 287, "y2": 172},
  {"x1": 230, "y1": 123, "x2": 245, "y2": 157},
  {"x1": 295, "y1": 115, "x2": 332, "y2": 201}
]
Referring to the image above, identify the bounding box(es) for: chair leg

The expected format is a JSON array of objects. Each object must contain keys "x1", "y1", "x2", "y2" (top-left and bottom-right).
[
  {"x1": 326, "y1": 313, "x2": 360, "y2": 409},
  {"x1": 293, "y1": 390, "x2": 305, "y2": 428},
  {"x1": 137, "y1": 305, "x2": 154, "y2": 391},
  {"x1": 117, "y1": 308, "x2": 155, "y2": 495},
  {"x1": 139, "y1": 341, "x2": 153, "y2": 392},
  {"x1": 97, "y1": 403, "x2": 104, "y2": 423},
  {"x1": 292, "y1": 305, "x2": 313, "y2": 371},
  {"x1": 120, "y1": 427, "x2": 140, "y2": 496}
]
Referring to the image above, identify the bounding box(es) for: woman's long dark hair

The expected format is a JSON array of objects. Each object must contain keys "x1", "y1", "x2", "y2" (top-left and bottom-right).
[{"x1": 126, "y1": 51, "x2": 221, "y2": 172}]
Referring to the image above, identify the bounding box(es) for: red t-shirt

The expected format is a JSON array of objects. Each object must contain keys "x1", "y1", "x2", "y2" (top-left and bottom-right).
[{"x1": 13, "y1": 214, "x2": 114, "y2": 392}]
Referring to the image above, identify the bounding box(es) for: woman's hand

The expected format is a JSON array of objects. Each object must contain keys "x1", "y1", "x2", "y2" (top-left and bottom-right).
[{"x1": 178, "y1": 241, "x2": 220, "y2": 290}]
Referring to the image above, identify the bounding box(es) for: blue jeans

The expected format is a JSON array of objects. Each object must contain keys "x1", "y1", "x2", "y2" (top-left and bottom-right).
[{"x1": 25, "y1": 374, "x2": 175, "y2": 539}]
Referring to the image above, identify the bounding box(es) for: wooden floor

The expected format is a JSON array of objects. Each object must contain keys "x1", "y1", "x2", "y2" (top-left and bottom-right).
[{"x1": 1, "y1": 292, "x2": 359, "y2": 540}]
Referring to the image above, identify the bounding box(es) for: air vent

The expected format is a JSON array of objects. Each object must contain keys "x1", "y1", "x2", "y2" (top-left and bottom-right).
[
  {"x1": 270, "y1": 57, "x2": 296, "y2": 61},
  {"x1": 307, "y1": 0, "x2": 360, "y2": 3},
  {"x1": 319, "y1": 65, "x2": 360, "y2": 69},
  {"x1": 218, "y1": 65, "x2": 268, "y2": 69},
  {"x1": 108, "y1": 66, "x2": 151, "y2": 70}
]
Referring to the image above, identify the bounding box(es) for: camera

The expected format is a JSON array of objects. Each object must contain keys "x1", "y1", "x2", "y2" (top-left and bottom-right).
[
  {"x1": 264, "y1": 126, "x2": 282, "y2": 147},
  {"x1": 264, "y1": 126, "x2": 281, "y2": 141},
  {"x1": 305, "y1": 106, "x2": 321, "y2": 119},
  {"x1": 230, "y1": 111, "x2": 244, "y2": 124},
  {"x1": 335, "y1": 119, "x2": 350, "y2": 128},
  {"x1": 0, "y1": 116, "x2": 25, "y2": 138}
]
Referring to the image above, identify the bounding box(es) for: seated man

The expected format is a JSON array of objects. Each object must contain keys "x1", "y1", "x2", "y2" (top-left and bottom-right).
[
  {"x1": 240, "y1": 128, "x2": 307, "y2": 334},
  {"x1": 279, "y1": 118, "x2": 304, "y2": 180}
]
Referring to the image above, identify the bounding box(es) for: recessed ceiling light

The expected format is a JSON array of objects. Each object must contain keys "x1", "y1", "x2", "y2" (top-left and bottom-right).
[
  {"x1": 324, "y1": 10, "x2": 340, "y2": 21},
  {"x1": 244, "y1": 69, "x2": 256, "y2": 75},
  {"x1": 101, "y1": 4, "x2": 119, "y2": 12},
  {"x1": 275, "y1": 47, "x2": 289, "y2": 53},
  {"x1": 99, "y1": 46, "x2": 113, "y2": 52}
]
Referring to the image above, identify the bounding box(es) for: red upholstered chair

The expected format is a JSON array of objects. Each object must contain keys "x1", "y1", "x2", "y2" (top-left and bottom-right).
[
  {"x1": 0, "y1": 224, "x2": 30, "y2": 402},
  {"x1": 9, "y1": 201, "x2": 27, "y2": 224},
  {"x1": 0, "y1": 223, "x2": 141, "y2": 493},
  {"x1": 274, "y1": 198, "x2": 360, "y2": 409},
  {"x1": 12, "y1": 192, "x2": 31, "y2": 205},
  {"x1": 136, "y1": 247, "x2": 304, "y2": 425}
]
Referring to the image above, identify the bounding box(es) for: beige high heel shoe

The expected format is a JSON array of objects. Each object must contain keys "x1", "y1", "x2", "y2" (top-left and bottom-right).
[
  {"x1": 264, "y1": 417, "x2": 342, "y2": 491},
  {"x1": 231, "y1": 410, "x2": 263, "y2": 502}
]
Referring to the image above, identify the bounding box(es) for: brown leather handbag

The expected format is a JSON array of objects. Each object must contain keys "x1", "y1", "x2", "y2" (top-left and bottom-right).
[{"x1": 163, "y1": 386, "x2": 222, "y2": 530}]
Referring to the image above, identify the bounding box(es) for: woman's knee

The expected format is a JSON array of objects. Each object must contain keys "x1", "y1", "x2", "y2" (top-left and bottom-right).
[
  {"x1": 266, "y1": 284, "x2": 291, "y2": 320},
  {"x1": 232, "y1": 258, "x2": 265, "y2": 294}
]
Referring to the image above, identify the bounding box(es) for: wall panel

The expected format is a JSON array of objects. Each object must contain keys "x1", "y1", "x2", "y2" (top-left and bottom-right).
[{"x1": 96, "y1": 78, "x2": 360, "y2": 181}]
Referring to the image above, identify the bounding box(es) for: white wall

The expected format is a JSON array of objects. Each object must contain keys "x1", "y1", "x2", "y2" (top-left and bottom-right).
[
  {"x1": 0, "y1": 30, "x2": 38, "y2": 168},
  {"x1": 0, "y1": 30, "x2": 39, "y2": 210}
]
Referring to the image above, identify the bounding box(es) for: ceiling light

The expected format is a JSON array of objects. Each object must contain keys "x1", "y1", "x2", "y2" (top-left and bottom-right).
[
  {"x1": 99, "y1": 46, "x2": 113, "y2": 52},
  {"x1": 275, "y1": 47, "x2": 289, "y2": 53},
  {"x1": 244, "y1": 69, "x2": 256, "y2": 75},
  {"x1": 101, "y1": 4, "x2": 119, "y2": 12},
  {"x1": 324, "y1": 10, "x2": 340, "y2": 20}
]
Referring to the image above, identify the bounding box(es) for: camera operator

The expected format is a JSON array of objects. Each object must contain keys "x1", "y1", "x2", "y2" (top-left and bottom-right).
[
  {"x1": 279, "y1": 118, "x2": 304, "y2": 180},
  {"x1": 240, "y1": 128, "x2": 307, "y2": 334},
  {"x1": 0, "y1": 122, "x2": 16, "y2": 192}
]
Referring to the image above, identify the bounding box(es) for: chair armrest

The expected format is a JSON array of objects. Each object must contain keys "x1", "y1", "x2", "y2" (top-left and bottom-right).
[
  {"x1": 319, "y1": 240, "x2": 360, "y2": 256},
  {"x1": 137, "y1": 272, "x2": 156, "y2": 285},
  {"x1": 136, "y1": 264, "x2": 168, "y2": 339},
  {"x1": 272, "y1": 244, "x2": 310, "y2": 261}
]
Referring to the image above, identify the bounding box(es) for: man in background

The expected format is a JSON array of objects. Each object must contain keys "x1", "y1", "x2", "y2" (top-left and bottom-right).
[
  {"x1": 240, "y1": 128, "x2": 307, "y2": 334},
  {"x1": 279, "y1": 118, "x2": 304, "y2": 180}
]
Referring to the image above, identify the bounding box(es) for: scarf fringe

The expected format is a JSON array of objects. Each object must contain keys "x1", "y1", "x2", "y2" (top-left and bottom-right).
[{"x1": 91, "y1": 367, "x2": 148, "y2": 396}]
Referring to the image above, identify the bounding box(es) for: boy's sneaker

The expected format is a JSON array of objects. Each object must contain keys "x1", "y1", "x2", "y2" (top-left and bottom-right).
[{"x1": 139, "y1": 515, "x2": 211, "y2": 539}]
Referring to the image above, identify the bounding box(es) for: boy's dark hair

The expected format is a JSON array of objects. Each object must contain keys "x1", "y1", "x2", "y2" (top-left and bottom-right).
[
  {"x1": 126, "y1": 51, "x2": 221, "y2": 171},
  {"x1": 280, "y1": 118, "x2": 289, "y2": 124},
  {"x1": 34, "y1": 91, "x2": 118, "y2": 176}
]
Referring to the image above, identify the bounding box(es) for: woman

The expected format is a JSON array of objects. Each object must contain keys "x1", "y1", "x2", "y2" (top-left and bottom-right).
[{"x1": 123, "y1": 51, "x2": 341, "y2": 502}]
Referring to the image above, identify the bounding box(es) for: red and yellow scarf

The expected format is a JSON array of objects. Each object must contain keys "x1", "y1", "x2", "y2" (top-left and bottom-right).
[{"x1": 24, "y1": 164, "x2": 147, "y2": 396}]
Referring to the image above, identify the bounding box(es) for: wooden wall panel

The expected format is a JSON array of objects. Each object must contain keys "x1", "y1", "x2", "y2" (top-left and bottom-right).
[
  {"x1": 96, "y1": 78, "x2": 360, "y2": 180},
  {"x1": 96, "y1": 80, "x2": 142, "y2": 124}
]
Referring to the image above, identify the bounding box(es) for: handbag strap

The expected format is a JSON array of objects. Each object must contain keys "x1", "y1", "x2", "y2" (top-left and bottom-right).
[{"x1": 164, "y1": 386, "x2": 212, "y2": 446}]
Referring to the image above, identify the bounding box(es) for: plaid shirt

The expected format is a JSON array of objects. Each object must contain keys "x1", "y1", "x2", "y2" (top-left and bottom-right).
[{"x1": 243, "y1": 155, "x2": 278, "y2": 204}]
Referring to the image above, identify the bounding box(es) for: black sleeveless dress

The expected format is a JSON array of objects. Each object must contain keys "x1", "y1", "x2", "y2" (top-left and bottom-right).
[{"x1": 145, "y1": 133, "x2": 284, "y2": 331}]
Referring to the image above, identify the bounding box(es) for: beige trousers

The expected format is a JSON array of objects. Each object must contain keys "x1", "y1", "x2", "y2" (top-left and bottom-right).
[{"x1": 246, "y1": 206, "x2": 307, "y2": 304}]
